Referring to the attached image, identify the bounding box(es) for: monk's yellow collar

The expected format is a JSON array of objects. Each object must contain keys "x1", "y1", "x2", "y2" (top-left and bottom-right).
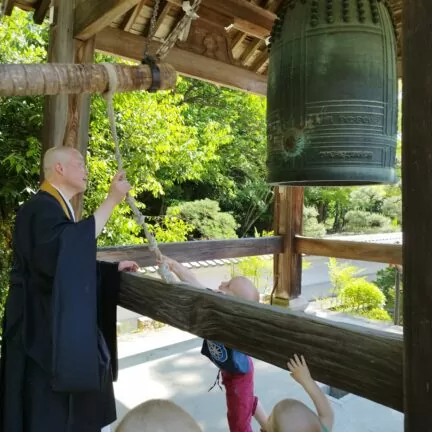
[{"x1": 40, "y1": 181, "x2": 71, "y2": 220}]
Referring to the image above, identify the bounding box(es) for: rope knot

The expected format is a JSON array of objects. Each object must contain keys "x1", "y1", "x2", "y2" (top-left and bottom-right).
[
  {"x1": 101, "y1": 63, "x2": 119, "y2": 101},
  {"x1": 182, "y1": 1, "x2": 199, "y2": 19}
]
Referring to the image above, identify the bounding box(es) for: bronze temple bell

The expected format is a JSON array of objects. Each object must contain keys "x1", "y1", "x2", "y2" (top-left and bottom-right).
[{"x1": 266, "y1": 0, "x2": 398, "y2": 185}]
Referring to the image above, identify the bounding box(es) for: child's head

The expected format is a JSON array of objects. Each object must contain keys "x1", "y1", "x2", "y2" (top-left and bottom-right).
[
  {"x1": 217, "y1": 276, "x2": 260, "y2": 302},
  {"x1": 267, "y1": 399, "x2": 323, "y2": 432},
  {"x1": 115, "y1": 399, "x2": 202, "y2": 432}
]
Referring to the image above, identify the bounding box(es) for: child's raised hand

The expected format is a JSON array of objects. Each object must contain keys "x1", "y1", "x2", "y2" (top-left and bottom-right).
[{"x1": 287, "y1": 354, "x2": 312, "y2": 385}]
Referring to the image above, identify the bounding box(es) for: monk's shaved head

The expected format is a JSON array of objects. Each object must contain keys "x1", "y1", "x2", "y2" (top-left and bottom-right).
[
  {"x1": 42, "y1": 147, "x2": 88, "y2": 198},
  {"x1": 116, "y1": 399, "x2": 202, "y2": 432},
  {"x1": 43, "y1": 147, "x2": 82, "y2": 178}
]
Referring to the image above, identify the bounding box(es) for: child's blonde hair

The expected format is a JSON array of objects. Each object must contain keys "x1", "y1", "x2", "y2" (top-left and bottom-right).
[
  {"x1": 116, "y1": 399, "x2": 202, "y2": 432},
  {"x1": 267, "y1": 399, "x2": 322, "y2": 432}
]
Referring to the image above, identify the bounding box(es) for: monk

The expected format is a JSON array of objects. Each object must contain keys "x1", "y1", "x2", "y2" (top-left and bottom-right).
[{"x1": 0, "y1": 147, "x2": 139, "y2": 432}]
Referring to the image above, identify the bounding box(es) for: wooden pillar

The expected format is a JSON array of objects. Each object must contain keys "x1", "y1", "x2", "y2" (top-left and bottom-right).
[
  {"x1": 402, "y1": 0, "x2": 432, "y2": 429},
  {"x1": 41, "y1": 0, "x2": 75, "y2": 164},
  {"x1": 67, "y1": 37, "x2": 95, "y2": 220},
  {"x1": 272, "y1": 186, "x2": 304, "y2": 306},
  {"x1": 41, "y1": 0, "x2": 95, "y2": 219}
]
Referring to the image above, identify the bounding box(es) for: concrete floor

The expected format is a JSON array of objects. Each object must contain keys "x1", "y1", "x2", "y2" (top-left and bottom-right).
[{"x1": 113, "y1": 326, "x2": 403, "y2": 431}]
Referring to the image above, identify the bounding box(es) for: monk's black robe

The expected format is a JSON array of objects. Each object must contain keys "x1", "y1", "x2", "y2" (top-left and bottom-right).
[{"x1": 0, "y1": 188, "x2": 120, "y2": 432}]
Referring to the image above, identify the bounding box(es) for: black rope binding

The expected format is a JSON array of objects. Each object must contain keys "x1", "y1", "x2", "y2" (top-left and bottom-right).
[{"x1": 141, "y1": 54, "x2": 161, "y2": 93}]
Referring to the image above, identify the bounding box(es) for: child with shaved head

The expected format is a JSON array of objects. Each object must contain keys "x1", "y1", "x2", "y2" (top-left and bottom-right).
[
  {"x1": 267, "y1": 355, "x2": 334, "y2": 432},
  {"x1": 116, "y1": 399, "x2": 201, "y2": 432},
  {"x1": 158, "y1": 255, "x2": 268, "y2": 432}
]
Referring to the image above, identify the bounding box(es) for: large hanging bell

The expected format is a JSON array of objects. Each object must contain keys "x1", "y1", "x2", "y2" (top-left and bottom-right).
[{"x1": 267, "y1": 0, "x2": 398, "y2": 185}]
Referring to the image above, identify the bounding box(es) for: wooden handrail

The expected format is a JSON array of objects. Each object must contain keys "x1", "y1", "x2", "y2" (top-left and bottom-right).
[
  {"x1": 120, "y1": 272, "x2": 403, "y2": 411},
  {"x1": 295, "y1": 236, "x2": 402, "y2": 265},
  {"x1": 97, "y1": 236, "x2": 283, "y2": 266},
  {"x1": 98, "y1": 235, "x2": 403, "y2": 266}
]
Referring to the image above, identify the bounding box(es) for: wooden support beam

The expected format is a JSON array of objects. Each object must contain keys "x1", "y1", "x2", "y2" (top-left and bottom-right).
[
  {"x1": 231, "y1": 31, "x2": 248, "y2": 52},
  {"x1": 147, "y1": 1, "x2": 172, "y2": 37},
  {"x1": 402, "y1": 0, "x2": 432, "y2": 428},
  {"x1": 233, "y1": 18, "x2": 270, "y2": 39},
  {"x1": 240, "y1": 38, "x2": 262, "y2": 65},
  {"x1": 119, "y1": 272, "x2": 404, "y2": 411},
  {"x1": 97, "y1": 236, "x2": 283, "y2": 266},
  {"x1": 66, "y1": 38, "x2": 96, "y2": 219},
  {"x1": 41, "y1": 0, "x2": 75, "y2": 179},
  {"x1": 75, "y1": 0, "x2": 141, "y2": 41},
  {"x1": 166, "y1": 0, "x2": 275, "y2": 39},
  {"x1": 95, "y1": 27, "x2": 267, "y2": 95},
  {"x1": 296, "y1": 237, "x2": 402, "y2": 265},
  {"x1": 251, "y1": 49, "x2": 268, "y2": 72},
  {"x1": 0, "y1": 63, "x2": 177, "y2": 97},
  {"x1": 1, "y1": 0, "x2": 15, "y2": 16},
  {"x1": 33, "y1": 0, "x2": 51, "y2": 24},
  {"x1": 273, "y1": 187, "x2": 304, "y2": 305},
  {"x1": 203, "y1": 0, "x2": 275, "y2": 32},
  {"x1": 121, "y1": 0, "x2": 148, "y2": 31}
]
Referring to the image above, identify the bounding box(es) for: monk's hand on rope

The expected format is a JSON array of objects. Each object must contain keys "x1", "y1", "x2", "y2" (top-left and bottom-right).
[{"x1": 108, "y1": 171, "x2": 132, "y2": 204}]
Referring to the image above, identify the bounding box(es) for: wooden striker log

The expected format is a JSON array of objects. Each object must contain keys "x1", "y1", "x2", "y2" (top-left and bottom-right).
[{"x1": 0, "y1": 63, "x2": 177, "y2": 97}]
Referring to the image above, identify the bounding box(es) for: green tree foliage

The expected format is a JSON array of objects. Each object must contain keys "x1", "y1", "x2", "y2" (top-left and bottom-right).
[
  {"x1": 374, "y1": 265, "x2": 403, "y2": 322},
  {"x1": 349, "y1": 186, "x2": 386, "y2": 212},
  {"x1": 374, "y1": 266, "x2": 398, "y2": 298},
  {"x1": 0, "y1": 12, "x2": 46, "y2": 213},
  {"x1": 328, "y1": 258, "x2": 391, "y2": 321},
  {"x1": 381, "y1": 196, "x2": 402, "y2": 223},
  {"x1": 339, "y1": 279, "x2": 386, "y2": 311},
  {"x1": 0, "y1": 12, "x2": 48, "y2": 317},
  {"x1": 328, "y1": 257, "x2": 363, "y2": 294},
  {"x1": 84, "y1": 70, "x2": 222, "y2": 244},
  {"x1": 344, "y1": 210, "x2": 394, "y2": 233},
  {"x1": 173, "y1": 79, "x2": 272, "y2": 236},
  {"x1": 168, "y1": 199, "x2": 238, "y2": 239},
  {"x1": 304, "y1": 187, "x2": 353, "y2": 232},
  {"x1": 303, "y1": 206, "x2": 326, "y2": 237}
]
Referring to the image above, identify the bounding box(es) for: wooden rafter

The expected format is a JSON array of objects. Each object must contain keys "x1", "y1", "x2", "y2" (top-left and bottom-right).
[
  {"x1": 233, "y1": 17, "x2": 269, "y2": 39},
  {"x1": 231, "y1": 31, "x2": 248, "y2": 52},
  {"x1": 203, "y1": 0, "x2": 275, "y2": 31},
  {"x1": 121, "y1": 0, "x2": 149, "y2": 32},
  {"x1": 95, "y1": 27, "x2": 267, "y2": 95},
  {"x1": 166, "y1": 0, "x2": 275, "y2": 38},
  {"x1": 75, "y1": 0, "x2": 141, "y2": 41},
  {"x1": 240, "y1": 38, "x2": 262, "y2": 65},
  {"x1": 251, "y1": 48, "x2": 268, "y2": 72},
  {"x1": 145, "y1": 0, "x2": 172, "y2": 37},
  {"x1": 1, "y1": 0, "x2": 15, "y2": 15},
  {"x1": 33, "y1": 0, "x2": 50, "y2": 24},
  {"x1": 263, "y1": 0, "x2": 283, "y2": 13}
]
